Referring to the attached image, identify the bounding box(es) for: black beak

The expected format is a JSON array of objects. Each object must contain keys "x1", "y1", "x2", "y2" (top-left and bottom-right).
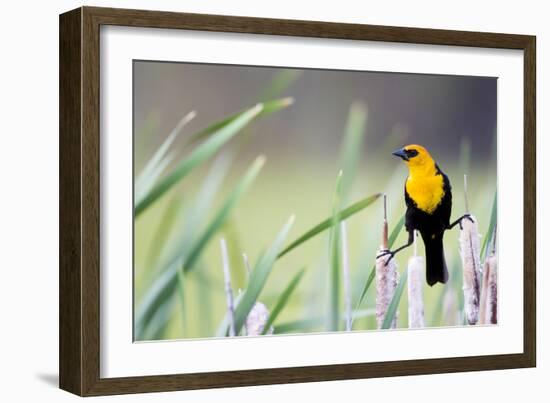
[{"x1": 392, "y1": 148, "x2": 409, "y2": 161}]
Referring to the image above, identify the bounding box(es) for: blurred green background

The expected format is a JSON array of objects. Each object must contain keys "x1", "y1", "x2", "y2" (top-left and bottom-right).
[{"x1": 133, "y1": 61, "x2": 497, "y2": 341}]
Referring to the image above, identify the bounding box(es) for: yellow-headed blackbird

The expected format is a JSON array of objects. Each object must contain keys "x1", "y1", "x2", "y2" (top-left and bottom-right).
[{"x1": 378, "y1": 144, "x2": 471, "y2": 286}]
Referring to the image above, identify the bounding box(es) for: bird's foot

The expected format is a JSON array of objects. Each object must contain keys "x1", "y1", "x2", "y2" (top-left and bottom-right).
[
  {"x1": 376, "y1": 249, "x2": 395, "y2": 266},
  {"x1": 448, "y1": 213, "x2": 474, "y2": 230},
  {"x1": 458, "y1": 213, "x2": 474, "y2": 230}
]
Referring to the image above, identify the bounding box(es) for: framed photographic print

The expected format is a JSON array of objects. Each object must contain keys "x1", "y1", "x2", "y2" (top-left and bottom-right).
[{"x1": 59, "y1": 6, "x2": 536, "y2": 396}]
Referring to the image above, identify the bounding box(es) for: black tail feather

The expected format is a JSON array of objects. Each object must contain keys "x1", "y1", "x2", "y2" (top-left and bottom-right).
[{"x1": 422, "y1": 232, "x2": 448, "y2": 286}]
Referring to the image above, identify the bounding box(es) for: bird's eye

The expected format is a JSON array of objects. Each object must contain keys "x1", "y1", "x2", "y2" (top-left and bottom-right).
[{"x1": 406, "y1": 149, "x2": 419, "y2": 158}]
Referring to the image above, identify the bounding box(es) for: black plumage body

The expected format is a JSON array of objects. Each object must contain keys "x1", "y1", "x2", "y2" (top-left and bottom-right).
[{"x1": 404, "y1": 165, "x2": 452, "y2": 286}]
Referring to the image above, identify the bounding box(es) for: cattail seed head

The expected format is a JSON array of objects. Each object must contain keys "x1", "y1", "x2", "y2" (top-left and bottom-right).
[
  {"x1": 376, "y1": 249, "x2": 398, "y2": 329},
  {"x1": 484, "y1": 254, "x2": 498, "y2": 324},
  {"x1": 459, "y1": 216, "x2": 482, "y2": 325},
  {"x1": 245, "y1": 302, "x2": 273, "y2": 336}
]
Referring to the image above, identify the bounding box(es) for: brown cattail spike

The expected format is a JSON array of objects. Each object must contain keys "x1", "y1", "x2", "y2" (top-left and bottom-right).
[
  {"x1": 458, "y1": 175, "x2": 481, "y2": 325},
  {"x1": 459, "y1": 216, "x2": 481, "y2": 325},
  {"x1": 376, "y1": 197, "x2": 398, "y2": 329},
  {"x1": 485, "y1": 253, "x2": 498, "y2": 324}
]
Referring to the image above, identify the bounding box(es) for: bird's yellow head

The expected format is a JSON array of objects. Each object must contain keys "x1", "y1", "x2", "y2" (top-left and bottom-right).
[
  {"x1": 392, "y1": 144, "x2": 435, "y2": 168},
  {"x1": 392, "y1": 144, "x2": 439, "y2": 178}
]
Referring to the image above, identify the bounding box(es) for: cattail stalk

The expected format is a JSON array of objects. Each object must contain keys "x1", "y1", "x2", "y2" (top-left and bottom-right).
[
  {"x1": 220, "y1": 238, "x2": 236, "y2": 336},
  {"x1": 459, "y1": 176, "x2": 481, "y2": 325},
  {"x1": 341, "y1": 221, "x2": 352, "y2": 331},
  {"x1": 407, "y1": 232, "x2": 425, "y2": 328},
  {"x1": 376, "y1": 194, "x2": 398, "y2": 329}
]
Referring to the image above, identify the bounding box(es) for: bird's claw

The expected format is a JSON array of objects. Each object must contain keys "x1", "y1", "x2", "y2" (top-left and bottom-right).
[
  {"x1": 376, "y1": 249, "x2": 395, "y2": 266},
  {"x1": 458, "y1": 213, "x2": 474, "y2": 230}
]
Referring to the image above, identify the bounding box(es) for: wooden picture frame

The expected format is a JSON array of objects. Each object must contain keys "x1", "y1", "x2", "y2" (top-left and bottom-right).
[{"x1": 59, "y1": 6, "x2": 536, "y2": 396}]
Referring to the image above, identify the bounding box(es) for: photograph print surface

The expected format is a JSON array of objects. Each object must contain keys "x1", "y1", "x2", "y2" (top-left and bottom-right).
[{"x1": 133, "y1": 61, "x2": 497, "y2": 341}]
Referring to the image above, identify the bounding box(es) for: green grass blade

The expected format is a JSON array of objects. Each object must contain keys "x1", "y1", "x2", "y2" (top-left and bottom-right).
[
  {"x1": 135, "y1": 157, "x2": 265, "y2": 339},
  {"x1": 217, "y1": 215, "x2": 295, "y2": 337},
  {"x1": 328, "y1": 172, "x2": 343, "y2": 331},
  {"x1": 186, "y1": 98, "x2": 294, "y2": 145},
  {"x1": 134, "y1": 111, "x2": 160, "y2": 168},
  {"x1": 135, "y1": 152, "x2": 176, "y2": 203},
  {"x1": 135, "y1": 104, "x2": 263, "y2": 215},
  {"x1": 221, "y1": 219, "x2": 247, "y2": 290},
  {"x1": 481, "y1": 189, "x2": 498, "y2": 259},
  {"x1": 382, "y1": 269, "x2": 408, "y2": 329},
  {"x1": 262, "y1": 268, "x2": 306, "y2": 334},
  {"x1": 352, "y1": 215, "x2": 405, "y2": 324},
  {"x1": 135, "y1": 111, "x2": 196, "y2": 200},
  {"x1": 277, "y1": 193, "x2": 382, "y2": 259}
]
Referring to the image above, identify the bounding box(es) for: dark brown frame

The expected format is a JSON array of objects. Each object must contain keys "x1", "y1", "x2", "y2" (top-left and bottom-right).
[{"x1": 59, "y1": 6, "x2": 536, "y2": 396}]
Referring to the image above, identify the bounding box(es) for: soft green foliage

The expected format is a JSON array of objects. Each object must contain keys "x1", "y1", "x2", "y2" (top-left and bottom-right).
[
  {"x1": 135, "y1": 157, "x2": 265, "y2": 339},
  {"x1": 262, "y1": 268, "x2": 306, "y2": 334},
  {"x1": 327, "y1": 102, "x2": 368, "y2": 331},
  {"x1": 135, "y1": 111, "x2": 196, "y2": 204},
  {"x1": 135, "y1": 98, "x2": 294, "y2": 216},
  {"x1": 217, "y1": 216, "x2": 296, "y2": 336},
  {"x1": 135, "y1": 105, "x2": 262, "y2": 215}
]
